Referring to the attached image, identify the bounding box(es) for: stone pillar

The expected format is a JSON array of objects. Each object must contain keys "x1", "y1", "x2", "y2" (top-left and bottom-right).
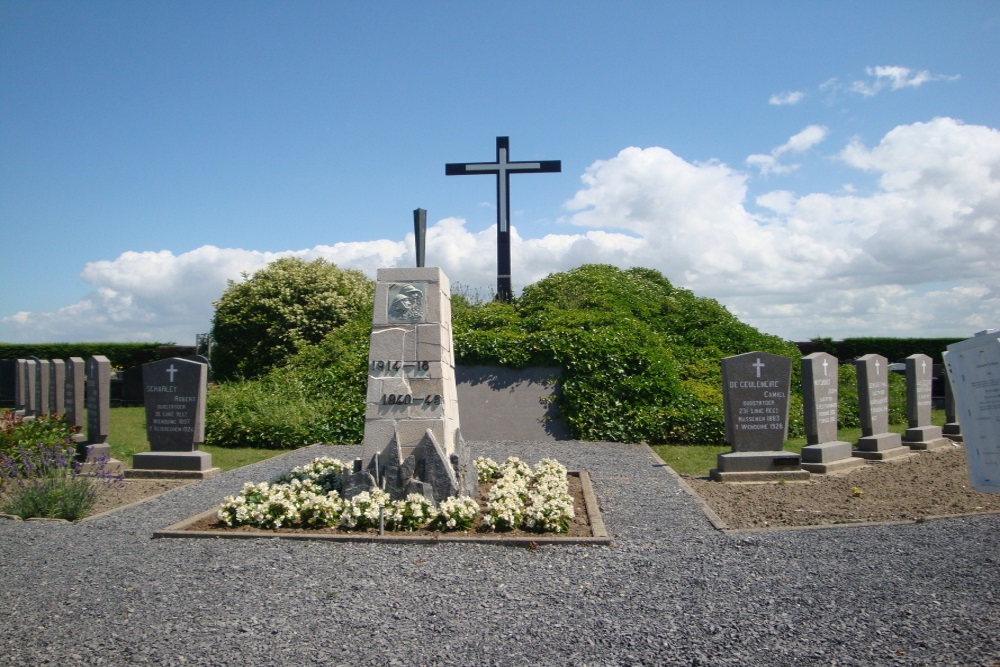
[{"x1": 350, "y1": 267, "x2": 476, "y2": 502}]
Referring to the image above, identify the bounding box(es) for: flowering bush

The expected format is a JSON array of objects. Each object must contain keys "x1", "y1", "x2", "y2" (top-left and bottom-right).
[
  {"x1": 272, "y1": 456, "x2": 347, "y2": 493},
  {"x1": 340, "y1": 488, "x2": 391, "y2": 530},
  {"x1": 477, "y1": 456, "x2": 575, "y2": 533},
  {"x1": 433, "y1": 495, "x2": 480, "y2": 531},
  {"x1": 474, "y1": 456, "x2": 501, "y2": 483},
  {"x1": 384, "y1": 493, "x2": 437, "y2": 531}
]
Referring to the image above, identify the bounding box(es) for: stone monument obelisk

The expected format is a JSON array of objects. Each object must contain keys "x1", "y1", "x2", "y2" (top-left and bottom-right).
[{"x1": 347, "y1": 267, "x2": 477, "y2": 502}]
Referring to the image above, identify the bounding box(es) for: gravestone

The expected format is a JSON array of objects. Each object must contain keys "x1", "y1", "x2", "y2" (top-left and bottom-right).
[
  {"x1": 0, "y1": 359, "x2": 15, "y2": 407},
  {"x1": 942, "y1": 367, "x2": 962, "y2": 442},
  {"x1": 24, "y1": 358, "x2": 38, "y2": 418},
  {"x1": 852, "y1": 354, "x2": 908, "y2": 460},
  {"x1": 799, "y1": 352, "x2": 863, "y2": 474},
  {"x1": 82, "y1": 355, "x2": 113, "y2": 462},
  {"x1": 35, "y1": 359, "x2": 50, "y2": 417},
  {"x1": 711, "y1": 351, "x2": 808, "y2": 481},
  {"x1": 14, "y1": 359, "x2": 27, "y2": 416},
  {"x1": 65, "y1": 357, "x2": 86, "y2": 444},
  {"x1": 49, "y1": 359, "x2": 66, "y2": 416},
  {"x1": 944, "y1": 331, "x2": 1000, "y2": 493},
  {"x1": 349, "y1": 267, "x2": 476, "y2": 502},
  {"x1": 121, "y1": 365, "x2": 145, "y2": 405},
  {"x1": 128, "y1": 357, "x2": 218, "y2": 478},
  {"x1": 902, "y1": 353, "x2": 952, "y2": 451}
]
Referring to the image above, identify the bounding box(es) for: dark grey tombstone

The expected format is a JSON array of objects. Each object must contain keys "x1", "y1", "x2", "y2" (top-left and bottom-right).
[
  {"x1": 24, "y1": 359, "x2": 38, "y2": 417},
  {"x1": 942, "y1": 367, "x2": 962, "y2": 441},
  {"x1": 902, "y1": 353, "x2": 951, "y2": 450},
  {"x1": 799, "y1": 352, "x2": 858, "y2": 473},
  {"x1": 49, "y1": 359, "x2": 66, "y2": 416},
  {"x1": 713, "y1": 351, "x2": 805, "y2": 479},
  {"x1": 14, "y1": 359, "x2": 27, "y2": 415},
  {"x1": 945, "y1": 331, "x2": 1000, "y2": 493},
  {"x1": 130, "y1": 358, "x2": 217, "y2": 476},
  {"x1": 84, "y1": 355, "x2": 112, "y2": 456},
  {"x1": 36, "y1": 359, "x2": 50, "y2": 416},
  {"x1": 853, "y1": 354, "x2": 904, "y2": 457},
  {"x1": 0, "y1": 359, "x2": 15, "y2": 406},
  {"x1": 121, "y1": 365, "x2": 145, "y2": 406},
  {"x1": 65, "y1": 357, "x2": 86, "y2": 443}
]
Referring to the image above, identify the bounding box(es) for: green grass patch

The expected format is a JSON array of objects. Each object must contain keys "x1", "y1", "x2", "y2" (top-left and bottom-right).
[
  {"x1": 652, "y1": 410, "x2": 947, "y2": 477},
  {"x1": 107, "y1": 407, "x2": 290, "y2": 472}
]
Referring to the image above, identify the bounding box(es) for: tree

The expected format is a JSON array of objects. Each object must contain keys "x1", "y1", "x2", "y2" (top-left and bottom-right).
[{"x1": 210, "y1": 257, "x2": 373, "y2": 380}]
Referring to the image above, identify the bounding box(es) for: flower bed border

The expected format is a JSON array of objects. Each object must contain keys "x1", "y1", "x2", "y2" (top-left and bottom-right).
[{"x1": 153, "y1": 470, "x2": 610, "y2": 546}]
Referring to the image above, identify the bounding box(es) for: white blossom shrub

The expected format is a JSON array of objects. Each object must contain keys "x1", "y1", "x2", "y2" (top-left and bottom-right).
[
  {"x1": 432, "y1": 496, "x2": 480, "y2": 531},
  {"x1": 340, "y1": 488, "x2": 391, "y2": 530},
  {"x1": 384, "y1": 493, "x2": 438, "y2": 531}
]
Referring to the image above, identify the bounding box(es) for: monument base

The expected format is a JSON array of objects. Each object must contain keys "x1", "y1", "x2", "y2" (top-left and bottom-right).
[
  {"x1": 942, "y1": 423, "x2": 963, "y2": 443},
  {"x1": 711, "y1": 451, "x2": 809, "y2": 482},
  {"x1": 903, "y1": 425, "x2": 954, "y2": 451},
  {"x1": 852, "y1": 433, "x2": 912, "y2": 461},
  {"x1": 800, "y1": 441, "x2": 867, "y2": 473},
  {"x1": 128, "y1": 451, "x2": 220, "y2": 479}
]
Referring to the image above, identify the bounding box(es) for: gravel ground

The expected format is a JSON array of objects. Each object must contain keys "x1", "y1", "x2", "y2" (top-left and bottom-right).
[{"x1": 2, "y1": 440, "x2": 998, "y2": 666}]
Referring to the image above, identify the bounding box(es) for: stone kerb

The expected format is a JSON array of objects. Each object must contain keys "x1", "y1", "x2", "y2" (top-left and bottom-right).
[
  {"x1": 852, "y1": 354, "x2": 908, "y2": 461},
  {"x1": 353, "y1": 267, "x2": 476, "y2": 503},
  {"x1": 712, "y1": 351, "x2": 808, "y2": 482},
  {"x1": 128, "y1": 357, "x2": 218, "y2": 479},
  {"x1": 902, "y1": 353, "x2": 952, "y2": 451},
  {"x1": 799, "y1": 352, "x2": 863, "y2": 474}
]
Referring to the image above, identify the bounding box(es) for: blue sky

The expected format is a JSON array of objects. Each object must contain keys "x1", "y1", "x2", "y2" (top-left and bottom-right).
[{"x1": 2, "y1": 1, "x2": 998, "y2": 344}]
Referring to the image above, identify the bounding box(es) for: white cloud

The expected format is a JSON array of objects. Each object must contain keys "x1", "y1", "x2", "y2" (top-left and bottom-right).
[
  {"x1": 747, "y1": 125, "x2": 828, "y2": 176},
  {"x1": 3, "y1": 117, "x2": 998, "y2": 344},
  {"x1": 769, "y1": 90, "x2": 805, "y2": 106},
  {"x1": 849, "y1": 65, "x2": 960, "y2": 97}
]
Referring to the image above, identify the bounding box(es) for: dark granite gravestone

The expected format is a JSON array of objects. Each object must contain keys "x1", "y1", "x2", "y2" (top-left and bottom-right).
[
  {"x1": 712, "y1": 351, "x2": 807, "y2": 481},
  {"x1": 121, "y1": 365, "x2": 145, "y2": 406},
  {"x1": 942, "y1": 367, "x2": 962, "y2": 442},
  {"x1": 852, "y1": 354, "x2": 907, "y2": 460},
  {"x1": 35, "y1": 359, "x2": 50, "y2": 417},
  {"x1": 128, "y1": 358, "x2": 218, "y2": 479},
  {"x1": 49, "y1": 359, "x2": 66, "y2": 416},
  {"x1": 799, "y1": 352, "x2": 863, "y2": 474},
  {"x1": 902, "y1": 353, "x2": 952, "y2": 451},
  {"x1": 23, "y1": 359, "x2": 38, "y2": 418},
  {"x1": 65, "y1": 357, "x2": 86, "y2": 445},
  {"x1": 0, "y1": 359, "x2": 15, "y2": 407},
  {"x1": 82, "y1": 355, "x2": 113, "y2": 462},
  {"x1": 944, "y1": 331, "x2": 1000, "y2": 494}
]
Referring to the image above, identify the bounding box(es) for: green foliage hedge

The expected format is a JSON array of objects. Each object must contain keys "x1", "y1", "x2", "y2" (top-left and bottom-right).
[
  {"x1": 837, "y1": 337, "x2": 964, "y2": 363},
  {"x1": 0, "y1": 343, "x2": 172, "y2": 368},
  {"x1": 205, "y1": 264, "x2": 804, "y2": 448}
]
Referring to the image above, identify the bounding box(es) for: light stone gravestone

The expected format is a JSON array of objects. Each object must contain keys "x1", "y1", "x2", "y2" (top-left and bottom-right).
[
  {"x1": 799, "y1": 352, "x2": 864, "y2": 474},
  {"x1": 348, "y1": 267, "x2": 476, "y2": 502},
  {"x1": 944, "y1": 330, "x2": 1000, "y2": 494},
  {"x1": 24, "y1": 358, "x2": 38, "y2": 418},
  {"x1": 49, "y1": 359, "x2": 66, "y2": 417},
  {"x1": 852, "y1": 354, "x2": 908, "y2": 460},
  {"x1": 65, "y1": 357, "x2": 87, "y2": 446},
  {"x1": 82, "y1": 355, "x2": 113, "y2": 462},
  {"x1": 712, "y1": 351, "x2": 807, "y2": 482},
  {"x1": 902, "y1": 353, "x2": 952, "y2": 451},
  {"x1": 35, "y1": 359, "x2": 50, "y2": 417},
  {"x1": 942, "y1": 367, "x2": 962, "y2": 442},
  {"x1": 14, "y1": 359, "x2": 27, "y2": 416},
  {"x1": 129, "y1": 357, "x2": 218, "y2": 478}
]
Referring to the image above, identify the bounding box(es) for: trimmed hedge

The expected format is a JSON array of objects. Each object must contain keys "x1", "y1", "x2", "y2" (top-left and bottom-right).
[
  {"x1": 0, "y1": 343, "x2": 179, "y2": 368},
  {"x1": 805, "y1": 337, "x2": 964, "y2": 363}
]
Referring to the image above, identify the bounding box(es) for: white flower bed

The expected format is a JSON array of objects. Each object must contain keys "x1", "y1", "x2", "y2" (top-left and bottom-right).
[{"x1": 217, "y1": 455, "x2": 575, "y2": 534}]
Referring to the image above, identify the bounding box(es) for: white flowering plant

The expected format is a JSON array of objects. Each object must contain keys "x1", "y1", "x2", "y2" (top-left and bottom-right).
[
  {"x1": 339, "y1": 488, "x2": 392, "y2": 530},
  {"x1": 384, "y1": 493, "x2": 438, "y2": 531},
  {"x1": 476, "y1": 456, "x2": 575, "y2": 533},
  {"x1": 432, "y1": 496, "x2": 480, "y2": 531}
]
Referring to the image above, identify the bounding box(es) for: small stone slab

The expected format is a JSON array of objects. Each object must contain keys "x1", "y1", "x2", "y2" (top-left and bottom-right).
[
  {"x1": 801, "y1": 456, "x2": 867, "y2": 475},
  {"x1": 711, "y1": 451, "x2": 809, "y2": 482},
  {"x1": 852, "y1": 445, "x2": 914, "y2": 462}
]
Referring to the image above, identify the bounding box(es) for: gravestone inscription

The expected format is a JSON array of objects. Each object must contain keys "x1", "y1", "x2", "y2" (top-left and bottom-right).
[
  {"x1": 799, "y1": 352, "x2": 861, "y2": 473},
  {"x1": 902, "y1": 353, "x2": 951, "y2": 451},
  {"x1": 945, "y1": 331, "x2": 1000, "y2": 493},
  {"x1": 853, "y1": 354, "x2": 906, "y2": 459},
  {"x1": 712, "y1": 351, "x2": 806, "y2": 480},
  {"x1": 129, "y1": 357, "x2": 218, "y2": 478}
]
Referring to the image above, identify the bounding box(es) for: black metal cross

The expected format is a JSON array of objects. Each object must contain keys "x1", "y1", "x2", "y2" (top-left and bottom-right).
[{"x1": 446, "y1": 136, "x2": 561, "y2": 302}]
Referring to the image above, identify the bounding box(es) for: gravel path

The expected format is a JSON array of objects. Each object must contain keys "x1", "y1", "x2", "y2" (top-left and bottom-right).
[{"x1": 2, "y1": 441, "x2": 998, "y2": 666}]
